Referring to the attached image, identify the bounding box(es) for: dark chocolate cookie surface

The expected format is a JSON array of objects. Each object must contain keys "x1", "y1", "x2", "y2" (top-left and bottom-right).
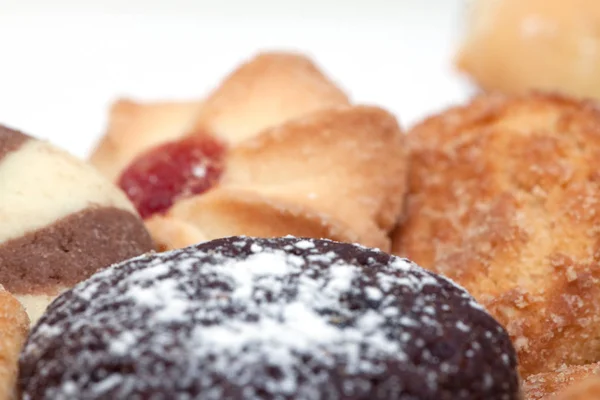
[{"x1": 19, "y1": 236, "x2": 520, "y2": 400}]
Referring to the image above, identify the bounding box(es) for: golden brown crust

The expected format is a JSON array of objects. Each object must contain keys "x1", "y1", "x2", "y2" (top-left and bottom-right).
[
  {"x1": 0, "y1": 286, "x2": 29, "y2": 400},
  {"x1": 456, "y1": 0, "x2": 600, "y2": 99},
  {"x1": 524, "y1": 364, "x2": 600, "y2": 400},
  {"x1": 392, "y1": 92, "x2": 600, "y2": 376},
  {"x1": 89, "y1": 99, "x2": 203, "y2": 181},
  {"x1": 146, "y1": 187, "x2": 387, "y2": 251},
  {"x1": 192, "y1": 51, "x2": 350, "y2": 144},
  {"x1": 224, "y1": 105, "x2": 407, "y2": 238}
]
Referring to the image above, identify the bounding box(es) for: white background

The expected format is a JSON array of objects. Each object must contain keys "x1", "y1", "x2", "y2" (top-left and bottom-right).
[{"x1": 0, "y1": 0, "x2": 470, "y2": 157}]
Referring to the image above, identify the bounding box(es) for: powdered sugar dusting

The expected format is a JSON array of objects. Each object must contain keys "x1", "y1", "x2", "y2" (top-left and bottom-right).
[
  {"x1": 295, "y1": 239, "x2": 315, "y2": 250},
  {"x1": 20, "y1": 236, "x2": 519, "y2": 399}
]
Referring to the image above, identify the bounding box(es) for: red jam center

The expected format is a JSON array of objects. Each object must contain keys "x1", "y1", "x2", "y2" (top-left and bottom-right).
[{"x1": 118, "y1": 135, "x2": 226, "y2": 219}]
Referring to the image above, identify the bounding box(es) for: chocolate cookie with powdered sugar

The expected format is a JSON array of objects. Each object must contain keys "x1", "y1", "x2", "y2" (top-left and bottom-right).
[
  {"x1": 19, "y1": 236, "x2": 520, "y2": 399},
  {"x1": 0, "y1": 125, "x2": 154, "y2": 324}
]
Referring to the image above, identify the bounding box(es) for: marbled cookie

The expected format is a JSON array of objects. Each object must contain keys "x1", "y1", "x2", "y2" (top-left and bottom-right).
[{"x1": 0, "y1": 125, "x2": 154, "y2": 324}]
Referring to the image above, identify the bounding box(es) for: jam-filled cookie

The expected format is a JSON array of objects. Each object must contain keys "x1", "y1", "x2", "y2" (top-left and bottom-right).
[{"x1": 89, "y1": 52, "x2": 407, "y2": 251}]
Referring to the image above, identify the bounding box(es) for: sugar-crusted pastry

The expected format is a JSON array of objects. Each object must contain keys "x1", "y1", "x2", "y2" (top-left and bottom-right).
[
  {"x1": 0, "y1": 286, "x2": 29, "y2": 400},
  {"x1": 89, "y1": 52, "x2": 407, "y2": 251},
  {"x1": 524, "y1": 363, "x2": 600, "y2": 400},
  {"x1": 552, "y1": 377, "x2": 600, "y2": 400},
  {"x1": 0, "y1": 125, "x2": 154, "y2": 324},
  {"x1": 392, "y1": 93, "x2": 600, "y2": 376},
  {"x1": 456, "y1": 0, "x2": 600, "y2": 99},
  {"x1": 19, "y1": 236, "x2": 521, "y2": 400}
]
